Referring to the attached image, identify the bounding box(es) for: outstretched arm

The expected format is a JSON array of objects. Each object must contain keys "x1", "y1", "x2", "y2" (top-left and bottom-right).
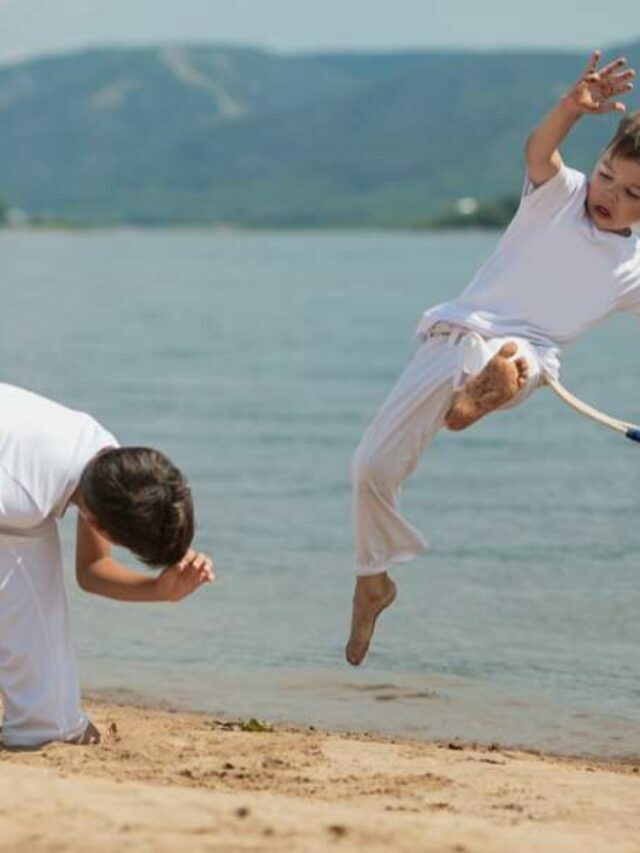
[
  {"x1": 525, "y1": 50, "x2": 634, "y2": 187},
  {"x1": 75, "y1": 515, "x2": 213, "y2": 602}
]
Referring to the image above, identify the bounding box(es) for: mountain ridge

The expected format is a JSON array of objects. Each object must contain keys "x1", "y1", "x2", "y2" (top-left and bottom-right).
[{"x1": 0, "y1": 40, "x2": 638, "y2": 225}]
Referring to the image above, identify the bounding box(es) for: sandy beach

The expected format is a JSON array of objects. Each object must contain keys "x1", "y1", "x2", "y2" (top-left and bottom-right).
[{"x1": 1, "y1": 700, "x2": 639, "y2": 852}]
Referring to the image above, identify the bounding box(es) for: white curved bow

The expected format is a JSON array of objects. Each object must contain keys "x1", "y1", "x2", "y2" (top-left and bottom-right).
[{"x1": 546, "y1": 376, "x2": 640, "y2": 443}]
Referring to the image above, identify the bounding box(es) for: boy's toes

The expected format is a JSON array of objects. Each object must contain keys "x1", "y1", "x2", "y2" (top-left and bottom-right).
[
  {"x1": 71, "y1": 721, "x2": 101, "y2": 745},
  {"x1": 498, "y1": 342, "x2": 518, "y2": 359},
  {"x1": 511, "y1": 356, "x2": 528, "y2": 388}
]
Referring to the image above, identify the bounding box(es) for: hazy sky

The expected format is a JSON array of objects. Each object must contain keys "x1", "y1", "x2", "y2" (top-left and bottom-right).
[{"x1": 0, "y1": 0, "x2": 638, "y2": 66}]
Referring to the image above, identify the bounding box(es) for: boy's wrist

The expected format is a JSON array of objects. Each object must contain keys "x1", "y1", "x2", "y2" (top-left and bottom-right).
[
  {"x1": 558, "y1": 94, "x2": 584, "y2": 120},
  {"x1": 150, "y1": 576, "x2": 168, "y2": 602}
]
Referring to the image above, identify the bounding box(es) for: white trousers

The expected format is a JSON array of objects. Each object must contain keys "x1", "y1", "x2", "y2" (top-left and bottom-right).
[
  {"x1": 352, "y1": 328, "x2": 548, "y2": 576},
  {"x1": 0, "y1": 525, "x2": 88, "y2": 747}
]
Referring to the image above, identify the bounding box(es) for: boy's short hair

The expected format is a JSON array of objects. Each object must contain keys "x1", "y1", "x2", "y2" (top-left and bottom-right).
[
  {"x1": 79, "y1": 447, "x2": 194, "y2": 567},
  {"x1": 606, "y1": 111, "x2": 640, "y2": 162}
]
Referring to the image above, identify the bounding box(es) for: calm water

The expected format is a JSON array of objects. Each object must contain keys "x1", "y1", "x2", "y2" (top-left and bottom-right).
[{"x1": 2, "y1": 228, "x2": 640, "y2": 759}]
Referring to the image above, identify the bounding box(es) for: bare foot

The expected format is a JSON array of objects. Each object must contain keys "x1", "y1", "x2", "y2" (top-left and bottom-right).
[
  {"x1": 69, "y1": 721, "x2": 101, "y2": 745},
  {"x1": 345, "y1": 573, "x2": 397, "y2": 666},
  {"x1": 444, "y1": 342, "x2": 529, "y2": 431}
]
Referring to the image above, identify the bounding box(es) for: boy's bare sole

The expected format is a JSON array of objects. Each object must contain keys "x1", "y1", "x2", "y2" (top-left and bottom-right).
[
  {"x1": 444, "y1": 342, "x2": 529, "y2": 431},
  {"x1": 346, "y1": 574, "x2": 397, "y2": 666}
]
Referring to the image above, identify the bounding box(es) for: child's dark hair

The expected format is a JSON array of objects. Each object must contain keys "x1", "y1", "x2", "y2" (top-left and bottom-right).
[
  {"x1": 606, "y1": 111, "x2": 640, "y2": 161},
  {"x1": 79, "y1": 447, "x2": 194, "y2": 567}
]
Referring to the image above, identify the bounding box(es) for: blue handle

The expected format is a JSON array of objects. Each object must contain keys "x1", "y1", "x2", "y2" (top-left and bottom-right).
[{"x1": 625, "y1": 427, "x2": 640, "y2": 443}]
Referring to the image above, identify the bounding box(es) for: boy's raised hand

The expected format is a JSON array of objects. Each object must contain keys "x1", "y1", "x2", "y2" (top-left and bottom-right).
[
  {"x1": 565, "y1": 50, "x2": 635, "y2": 116},
  {"x1": 154, "y1": 549, "x2": 214, "y2": 602}
]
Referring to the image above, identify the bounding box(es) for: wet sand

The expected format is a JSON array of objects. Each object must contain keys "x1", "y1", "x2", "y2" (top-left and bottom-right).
[{"x1": 1, "y1": 700, "x2": 640, "y2": 851}]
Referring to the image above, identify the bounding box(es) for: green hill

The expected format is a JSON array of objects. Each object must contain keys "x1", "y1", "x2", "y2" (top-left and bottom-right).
[{"x1": 0, "y1": 41, "x2": 638, "y2": 225}]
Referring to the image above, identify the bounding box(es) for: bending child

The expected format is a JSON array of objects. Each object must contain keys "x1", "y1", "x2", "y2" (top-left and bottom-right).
[
  {"x1": 347, "y1": 50, "x2": 640, "y2": 665},
  {"x1": 0, "y1": 382, "x2": 213, "y2": 747}
]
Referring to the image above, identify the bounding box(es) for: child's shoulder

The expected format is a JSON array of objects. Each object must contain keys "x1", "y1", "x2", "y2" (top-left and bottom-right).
[{"x1": 522, "y1": 162, "x2": 586, "y2": 210}]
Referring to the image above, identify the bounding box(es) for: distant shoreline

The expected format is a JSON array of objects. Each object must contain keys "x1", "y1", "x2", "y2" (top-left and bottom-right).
[{"x1": 0, "y1": 220, "x2": 507, "y2": 233}]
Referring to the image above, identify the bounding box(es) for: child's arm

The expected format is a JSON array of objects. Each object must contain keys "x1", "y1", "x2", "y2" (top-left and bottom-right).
[
  {"x1": 75, "y1": 515, "x2": 213, "y2": 602},
  {"x1": 525, "y1": 50, "x2": 634, "y2": 187}
]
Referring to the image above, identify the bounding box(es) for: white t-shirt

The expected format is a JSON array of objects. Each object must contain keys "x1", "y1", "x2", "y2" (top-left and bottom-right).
[
  {"x1": 417, "y1": 164, "x2": 640, "y2": 373},
  {"x1": 0, "y1": 383, "x2": 118, "y2": 538}
]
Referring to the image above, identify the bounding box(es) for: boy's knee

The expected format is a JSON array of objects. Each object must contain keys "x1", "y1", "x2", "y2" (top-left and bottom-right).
[{"x1": 351, "y1": 447, "x2": 384, "y2": 490}]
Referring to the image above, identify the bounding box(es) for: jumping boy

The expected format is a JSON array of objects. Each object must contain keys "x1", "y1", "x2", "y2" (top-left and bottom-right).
[
  {"x1": 0, "y1": 381, "x2": 213, "y2": 747},
  {"x1": 347, "y1": 50, "x2": 640, "y2": 665}
]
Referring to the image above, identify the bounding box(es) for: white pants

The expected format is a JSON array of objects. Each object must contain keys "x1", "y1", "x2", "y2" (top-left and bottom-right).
[
  {"x1": 352, "y1": 328, "x2": 548, "y2": 576},
  {"x1": 0, "y1": 525, "x2": 88, "y2": 747}
]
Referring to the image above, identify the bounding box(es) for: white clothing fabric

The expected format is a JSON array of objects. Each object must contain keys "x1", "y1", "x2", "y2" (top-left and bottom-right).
[
  {"x1": 0, "y1": 523, "x2": 88, "y2": 747},
  {"x1": 417, "y1": 164, "x2": 640, "y2": 361},
  {"x1": 352, "y1": 330, "x2": 544, "y2": 576},
  {"x1": 0, "y1": 383, "x2": 117, "y2": 747},
  {"x1": 0, "y1": 383, "x2": 117, "y2": 538}
]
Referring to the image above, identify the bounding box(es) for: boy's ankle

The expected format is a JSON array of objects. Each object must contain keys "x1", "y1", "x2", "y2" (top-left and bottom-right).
[{"x1": 355, "y1": 572, "x2": 391, "y2": 598}]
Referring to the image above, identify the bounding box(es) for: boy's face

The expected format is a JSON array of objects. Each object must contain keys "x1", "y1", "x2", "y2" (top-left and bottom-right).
[{"x1": 587, "y1": 153, "x2": 640, "y2": 234}]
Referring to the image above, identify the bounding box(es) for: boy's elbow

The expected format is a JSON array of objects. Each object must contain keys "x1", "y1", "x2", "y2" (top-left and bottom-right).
[
  {"x1": 524, "y1": 135, "x2": 544, "y2": 172},
  {"x1": 524, "y1": 147, "x2": 562, "y2": 188},
  {"x1": 524, "y1": 133, "x2": 535, "y2": 159},
  {"x1": 76, "y1": 573, "x2": 90, "y2": 593},
  {"x1": 76, "y1": 565, "x2": 95, "y2": 593}
]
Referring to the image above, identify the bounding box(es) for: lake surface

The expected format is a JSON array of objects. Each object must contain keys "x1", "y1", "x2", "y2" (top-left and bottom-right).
[{"x1": 2, "y1": 228, "x2": 640, "y2": 758}]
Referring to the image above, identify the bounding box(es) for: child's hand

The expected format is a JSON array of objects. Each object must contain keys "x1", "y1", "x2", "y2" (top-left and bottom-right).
[
  {"x1": 564, "y1": 50, "x2": 635, "y2": 116},
  {"x1": 154, "y1": 549, "x2": 214, "y2": 602}
]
